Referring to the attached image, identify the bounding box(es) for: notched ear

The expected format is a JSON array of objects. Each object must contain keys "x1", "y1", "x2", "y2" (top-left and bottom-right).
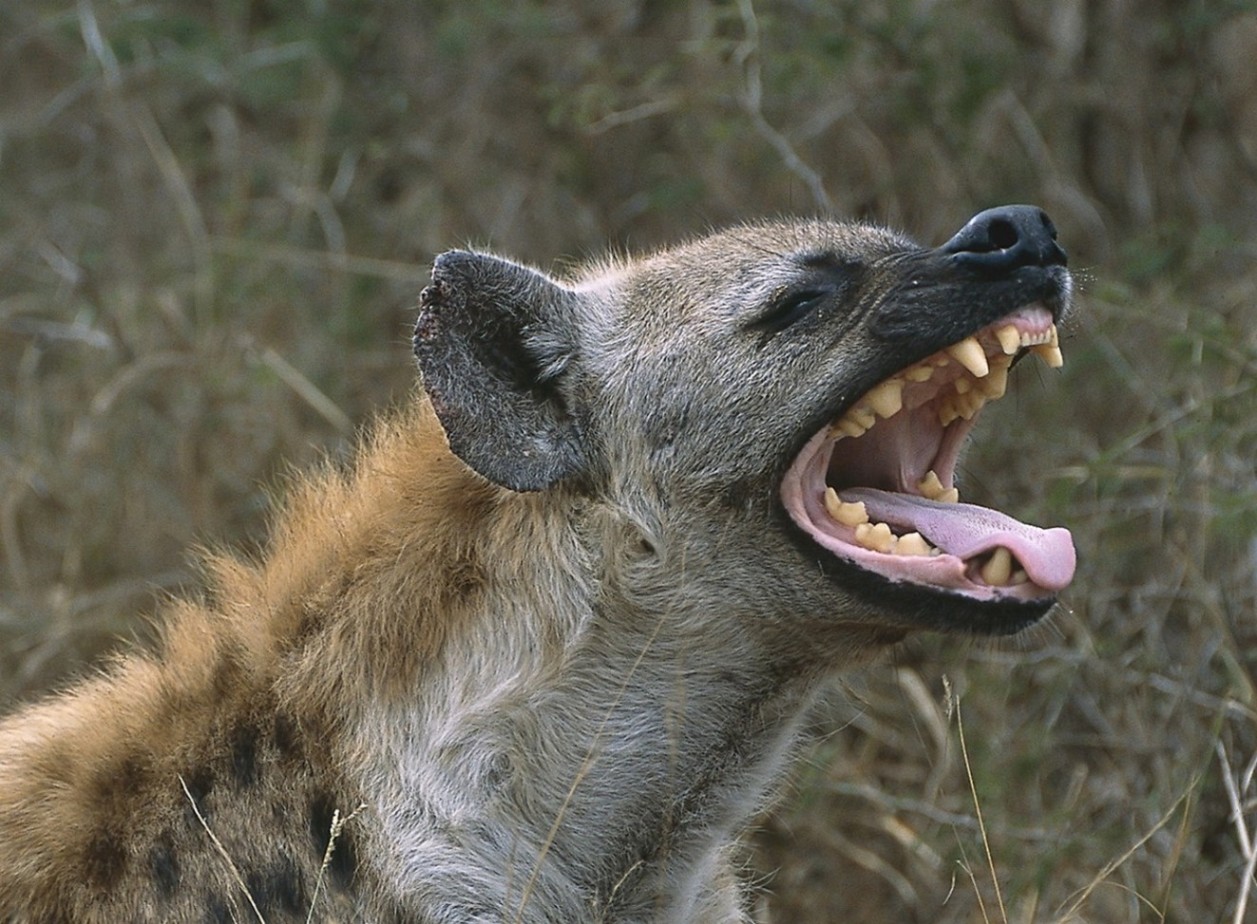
[{"x1": 413, "y1": 250, "x2": 588, "y2": 492}]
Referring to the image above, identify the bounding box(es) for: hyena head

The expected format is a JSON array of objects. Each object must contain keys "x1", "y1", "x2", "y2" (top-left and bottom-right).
[{"x1": 414, "y1": 206, "x2": 1075, "y2": 662}]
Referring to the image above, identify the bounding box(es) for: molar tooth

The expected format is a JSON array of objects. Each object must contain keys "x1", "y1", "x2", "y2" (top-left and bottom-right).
[
  {"x1": 918, "y1": 470, "x2": 945, "y2": 499},
  {"x1": 854, "y1": 521, "x2": 895, "y2": 553},
  {"x1": 865, "y1": 379, "x2": 905, "y2": 418},
  {"x1": 1010, "y1": 568, "x2": 1028, "y2": 585},
  {"x1": 1033, "y1": 343, "x2": 1064, "y2": 368},
  {"x1": 905, "y1": 365, "x2": 935, "y2": 383},
  {"x1": 918, "y1": 471, "x2": 960, "y2": 505},
  {"x1": 824, "y1": 488, "x2": 869, "y2": 527},
  {"x1": 834, "y1": 418, "x2": 868, "y2": 438},
  {"x1": 947, "y1": 337, "x2": 989, "y2": 378},
  {"x1": 980, "y1": 547, "x2": 1013, "y2": 586},
  {"x1": 954, "y1": 377, "x2": 971, "y2": 395},
  {"x1": 896, "y1": 532, "x2": 932, "y2": 556},
  {"x1": 851, "y1": 407, "x2": 877, "y2": 429},
  {"x1": 995, "y1": 324, "x2": 1021, "y2": 355}
]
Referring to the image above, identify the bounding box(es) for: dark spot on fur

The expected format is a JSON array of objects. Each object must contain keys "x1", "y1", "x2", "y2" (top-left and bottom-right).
[
  {"x1": 210, "y1": 642, "x2": 246, "y2": 700},
  {"x1": 229, "y1": 723, "x2": 259, "y2": 788},
  {"x1": 31, "y1": 896, "x2": 74, "y2": 924},
  {"x1": 309, "y1": 791, "x2": 358, "y2": 889},
  {"x1": 485, "y1": 751, "x2": 512, "y2": 790},
  {"x1": 181, "y1": 766, "x2": 216, "y2": 827},
  {"x1": 309, "y1": 791, "x2": 335, "y2": 848},
  {"x1": 91, "y1": 751, "x2": 151, "y2": 811},
  {"x1": 83, "y1": 828, "x2": 128, "y2": 889},
  {"x1": 273, "y1": 712, "x2": 302, "y2": 762},
  {"x1": 203, "y1": 894, "x2": 232, "y2": 923},
  {"x1": 149, "y1": 831, "x2": 181, "y2": 897},
  {"x1": 246, "y1": 857, "x2": 307, "y2": 916}
]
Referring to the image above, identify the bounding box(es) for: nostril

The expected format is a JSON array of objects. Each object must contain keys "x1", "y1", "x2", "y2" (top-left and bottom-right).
[
  {"x1": 939, "y1": 204, "x2": 1067, "y2": 270},
  {"x1": 1039, "y1": 210, "x2": 1058, "y2": 238},
  {"x1": 987, "y1": 218, "x2": 1018, "y2": 251}
]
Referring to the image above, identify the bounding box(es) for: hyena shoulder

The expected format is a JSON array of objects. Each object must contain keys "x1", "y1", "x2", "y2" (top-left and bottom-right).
[{"x1": 0, "y1": 404, "x2": 494, "y2": 919}]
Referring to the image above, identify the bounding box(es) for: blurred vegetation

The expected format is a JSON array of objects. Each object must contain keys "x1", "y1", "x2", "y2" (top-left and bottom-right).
[{"x1": 3, "y1": 0, "x2": 1257, "y2": 920}]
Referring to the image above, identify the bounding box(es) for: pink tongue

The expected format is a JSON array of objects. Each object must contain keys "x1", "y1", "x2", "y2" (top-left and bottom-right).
[{"x1": 841, "y1": 488, "x2": 1077, "y2": 591}]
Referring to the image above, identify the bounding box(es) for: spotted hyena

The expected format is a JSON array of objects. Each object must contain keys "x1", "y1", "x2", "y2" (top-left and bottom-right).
[{"x1": 0, "y1": 206, "x2": 1075, "y2": 922}]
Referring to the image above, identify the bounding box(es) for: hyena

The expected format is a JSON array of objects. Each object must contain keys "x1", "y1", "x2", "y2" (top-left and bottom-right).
[{"x1": 0, "y1": 206, "x2": 1076, "y2": 922}]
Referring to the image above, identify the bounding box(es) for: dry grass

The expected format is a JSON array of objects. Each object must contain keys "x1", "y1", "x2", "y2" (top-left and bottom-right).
[{"x1": 3, "y1": 1, "x2": 1256, "y2": 920}]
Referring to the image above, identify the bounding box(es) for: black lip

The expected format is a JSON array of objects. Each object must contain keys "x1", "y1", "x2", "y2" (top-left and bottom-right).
[
  {"x1": 870, "y1": 262, "x2": 1070, "y2": 347},
  {"x1": 775, "y1": 502, "x2": 1053, "y2": 636}
]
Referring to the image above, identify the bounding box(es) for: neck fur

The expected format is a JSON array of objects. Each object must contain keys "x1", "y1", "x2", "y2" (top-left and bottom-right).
[{"x1": 262, "y1": 402, "x2": 820, "y2": 920}]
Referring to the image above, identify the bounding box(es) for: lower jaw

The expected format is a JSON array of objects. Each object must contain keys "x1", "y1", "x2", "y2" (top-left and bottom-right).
[
  {"x1": 780, "y1": 433, "x2": 1064, "y2": 606},
  {"x1": 800, "y1": 543, "x2": 1056, "y2": 636}
]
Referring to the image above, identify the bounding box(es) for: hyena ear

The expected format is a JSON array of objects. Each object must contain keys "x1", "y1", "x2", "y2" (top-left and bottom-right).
[{"x1": 413, "y1": 250, "x2": 588, "y2": 492}]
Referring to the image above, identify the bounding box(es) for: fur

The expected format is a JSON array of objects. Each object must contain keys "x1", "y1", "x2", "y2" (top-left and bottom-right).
[{"x1": 0, "y1": 214, "x2": 1072, "y2": 922}]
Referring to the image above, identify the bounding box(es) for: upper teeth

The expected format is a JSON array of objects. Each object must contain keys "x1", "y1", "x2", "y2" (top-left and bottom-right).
[
  {"x1": 995, "y1": 325, "x2": 1021, "y2": 354},
  {"x1": 829, "y1": 322, "x2": 1062, "y2": 438},
  {"x1": 947, "y1": 337, "x2": 989, "y2": 378},
  {"x1": 864, "y1": 379, "x2": 904, "y2": 418}
]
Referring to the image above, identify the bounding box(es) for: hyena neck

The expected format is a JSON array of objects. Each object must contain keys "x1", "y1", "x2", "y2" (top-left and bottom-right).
[{"x1": 309, "y1": 412, "x2": 817, "y2": 920}]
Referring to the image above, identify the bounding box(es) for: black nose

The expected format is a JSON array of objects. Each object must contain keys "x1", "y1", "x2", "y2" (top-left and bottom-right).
[{"x1": 939, "y1": 205, "x2": 1067, "y2": 271}]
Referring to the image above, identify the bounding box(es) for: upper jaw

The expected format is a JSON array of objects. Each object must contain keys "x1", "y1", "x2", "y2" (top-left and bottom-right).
[{"x1": 780, "y1": 299, "x2": 1077, "y2": 624}]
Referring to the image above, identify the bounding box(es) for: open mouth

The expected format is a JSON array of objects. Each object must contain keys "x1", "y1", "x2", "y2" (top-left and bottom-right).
[{"x1": 781, "y1": 304, "x2": 1076, "y2": 604}]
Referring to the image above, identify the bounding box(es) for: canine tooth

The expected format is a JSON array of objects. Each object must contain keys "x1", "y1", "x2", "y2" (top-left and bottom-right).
[
  {"x1": 824, "y1": 488, "x2": 869, "y2": 527},
  {"x1": 1048, "y1": 324, "x2": 1059, "y2": 347},
  {"x1": 855, "y1": 521, "x2": 895, "y2": 553},
  {"x1": 905, "y1": 365, "x2": 935, "y2": 383},
  {"x1": 896, "y1": 532, "x2": 932, "y2": 556},
  {"x1": 1033, "y1": 343, "x2": 1064, "y2": 368},
  {"x1": 824, "y1": 486, "x2": 842, "y2": 519},
  {"x1": 866, "y1": 379, "x2": 904, "y2": 418},
  {"x1": 938, "y1": 487, "x2": 959, "y2": 504},
  {"x1": 995, "y1": 324, "x2": 1020, "y2": 355},
  {"x1": 918, "y1": 470, "x2": 945, "y2": 499},
  {"x1": 980, "y1": 547, "x2": 1013, "y2": 586},
  {"x1": 947, "y1": 337, "x2": 989, "y2": 378}
]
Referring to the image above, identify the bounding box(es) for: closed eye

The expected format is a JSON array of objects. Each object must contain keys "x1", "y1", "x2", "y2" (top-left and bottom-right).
[{"x1": 753, "y1": 289, "x2": 828, "y2": 336}]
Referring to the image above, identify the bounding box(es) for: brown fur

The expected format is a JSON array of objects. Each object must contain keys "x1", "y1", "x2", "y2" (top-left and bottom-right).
[{"x1": 0, "y1": 403, "x2": 491, "y2": 920}]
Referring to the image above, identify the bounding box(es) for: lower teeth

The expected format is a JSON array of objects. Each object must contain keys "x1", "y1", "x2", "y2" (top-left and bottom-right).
[{"x1": 825, "y1": 487, "x2": 940, "y2": 557}]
